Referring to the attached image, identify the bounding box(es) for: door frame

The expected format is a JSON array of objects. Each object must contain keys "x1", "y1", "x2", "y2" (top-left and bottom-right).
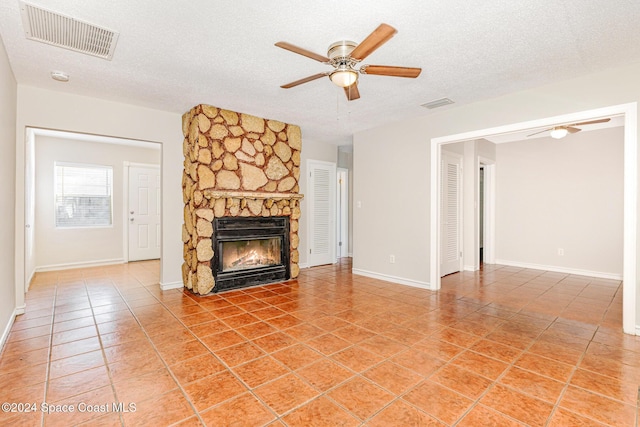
[
  {"x1": 123, "y1": 162, "x2": 161, "y2": 263},
  {"x1": 337, "y1": 167, "x2": 349, "y2": 258},
  {"x1": 478, "y1": 158, "x2": 496, "y2": 266},
  {"x1": 430, "y1": 102, "x2": 638, "y2": 335}
]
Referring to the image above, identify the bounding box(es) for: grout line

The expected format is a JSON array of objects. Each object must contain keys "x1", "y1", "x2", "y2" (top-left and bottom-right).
[
  {"x1": 636, "y1": 385, "x2": 639, "y2": 427},
  {"x1": 39, "y1": 279, "x2": 58, "y2": 427},
  {"x1": 89, "y1": 275, "x2": 125, "y2": 427}
]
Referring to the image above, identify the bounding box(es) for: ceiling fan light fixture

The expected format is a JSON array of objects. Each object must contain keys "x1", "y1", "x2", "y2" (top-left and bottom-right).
[
  {"x1": 550, "y1": 127, "x2": 568, "y2": 139},
  {"x1": 329, "y1": 66, "x2": 358, "y2": 88}
]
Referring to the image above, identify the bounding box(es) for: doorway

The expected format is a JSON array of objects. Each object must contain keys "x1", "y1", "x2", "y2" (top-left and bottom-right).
[
  {"x1": 25, "y1": 128, "x2": 162, "y2": 287},
  {"x1": 479, "y1": 166, "x2": 484, "y2": 264},
  {"x1": 478, "y1": 158, "x2": 495, "y2": 267},
  {"x1": 430, "y1": 103, "x2": 638, "y2": 334},
  {"x1": 337, "y1": 168, "x2": 349, "y2": 258}
]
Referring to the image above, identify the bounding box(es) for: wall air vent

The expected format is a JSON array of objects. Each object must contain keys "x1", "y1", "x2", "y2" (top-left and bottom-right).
[
  {"x1": 421, "y1": 98, "x2": 455, "y2": 109},
  {"x1": 19, "y1": 1, "x2": 119, "y2": 60}
]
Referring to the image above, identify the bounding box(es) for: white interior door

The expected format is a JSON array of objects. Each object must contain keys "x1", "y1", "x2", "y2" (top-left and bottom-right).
[
  {"x1": 441, "y1": 153, "x2": 462, "y2": 276},
  {"x1": 128, "y1": 165, "x2": 161, "y2": 261},
  {"x1": 308, "y1": 160, "x2": 336, "y2": 267}
]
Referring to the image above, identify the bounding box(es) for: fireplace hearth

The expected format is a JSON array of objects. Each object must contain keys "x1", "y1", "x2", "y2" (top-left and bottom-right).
[{"x1": 212, "y1": 216, "x2": 290, "y2": 292}]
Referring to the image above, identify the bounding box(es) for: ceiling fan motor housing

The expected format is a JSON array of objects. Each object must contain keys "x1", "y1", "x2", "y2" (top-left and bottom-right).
[
  {"x1": 327, "y1": 41, "x2": 359, "y2": 83},
  {"x1": 327, "y1": 40, "x2": 357, "y2": 60}
]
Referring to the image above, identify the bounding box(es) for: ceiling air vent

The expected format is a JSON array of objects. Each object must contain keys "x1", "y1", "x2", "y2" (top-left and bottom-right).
[
  {"x1": 421, "y1": 98, "x2": 454, "y2": 109},
  {"x1": 19, "y1": 1, "x2": 119, "y2": 60}
]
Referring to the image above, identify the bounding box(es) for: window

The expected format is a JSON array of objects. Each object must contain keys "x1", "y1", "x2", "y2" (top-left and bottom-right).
[{"x1": 55, "y1": 163, "x2": 113, "y2": 228}]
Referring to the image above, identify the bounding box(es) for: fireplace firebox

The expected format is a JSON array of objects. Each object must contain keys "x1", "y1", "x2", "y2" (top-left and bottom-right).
[{"x1": 211, "y1": 216, "x2": 290, "y2": 292}]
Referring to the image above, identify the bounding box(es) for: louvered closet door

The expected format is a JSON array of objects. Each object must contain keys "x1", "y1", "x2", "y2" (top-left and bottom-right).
[
  {"x1": 440, "y1": 153, "x2": 462, "y2": 276},
  {"x1": 307, "y1": 160, "x2": 336, "y2": 267}
]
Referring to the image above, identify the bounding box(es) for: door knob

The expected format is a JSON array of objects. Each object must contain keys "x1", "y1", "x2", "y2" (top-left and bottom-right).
[
  {"x1": 130, "y1": 211, "x2": 134, "y2": 214},
  {"x1": 130, "y1": 218, "x2": 134, "y2": 222}
]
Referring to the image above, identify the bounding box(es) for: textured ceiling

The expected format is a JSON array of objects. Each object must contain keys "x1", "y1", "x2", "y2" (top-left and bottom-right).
[{"x1": 1, "y1": 0, "x2": 640, "y2": 146}]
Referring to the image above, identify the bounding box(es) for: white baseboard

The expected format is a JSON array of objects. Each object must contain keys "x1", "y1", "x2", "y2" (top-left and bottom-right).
[
  {"x1": 494, "y1": 259, "x2": 623, "y2": 281},
  {"x1": 0, "y1": 308, "x2": 19, "y2": 355},
  {"x1": 160, "y1": 281, "x2": 183, "y2": 291},
  {"x1": 35, "y1": 258, "x2": 125, "y2": 272},
  {"x1": 352, "y1": 268, "x2": 432, "y2": 290},
  {"x1": 635, "y1": 325, "x2": 640, "y2": 336},
  {"x1": 15, "y1": 304, "x2": 25, "y2": 315},
  {"x1": 298, "y1": 263, "x2": 309, "y2": 269}
]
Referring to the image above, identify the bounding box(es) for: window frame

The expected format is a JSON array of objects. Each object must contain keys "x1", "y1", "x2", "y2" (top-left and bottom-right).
[{"x1": 54, "y1": 161, "x2": 114, "y2": 229}]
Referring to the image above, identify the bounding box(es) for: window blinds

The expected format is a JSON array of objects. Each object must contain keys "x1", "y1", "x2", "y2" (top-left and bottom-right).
[{"x1": 54, "y1": 163, "x2": 113, "y2": 228}]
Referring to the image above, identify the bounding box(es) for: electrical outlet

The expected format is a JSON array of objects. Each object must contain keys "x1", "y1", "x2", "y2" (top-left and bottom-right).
[
  {"x1": 389, "y1": 255, "x2": 395, "y2": 263},
  {"x1": 558, "y1": 248, "x2": 564, "y2": 256}
]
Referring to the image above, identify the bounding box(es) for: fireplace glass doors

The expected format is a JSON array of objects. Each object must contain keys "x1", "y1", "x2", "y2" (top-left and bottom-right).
[
  {"x1": 212, "y1": 216, "x2": 290, "y2": 292},
  {"x1": 221, "y1": 238, "x2": 282, "y2": 272}
]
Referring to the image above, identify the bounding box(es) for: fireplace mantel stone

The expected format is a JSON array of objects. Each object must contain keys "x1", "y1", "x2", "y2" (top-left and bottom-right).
[
  {"x1": 181, "y1": 104, "x2": 303, "y2": 295},
  {"x1": 203, "y1": 190, "x2": 304, "y2": 201}
]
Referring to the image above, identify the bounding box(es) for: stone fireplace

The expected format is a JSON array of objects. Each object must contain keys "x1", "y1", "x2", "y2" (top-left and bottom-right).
[{"x1": 181, "y1": 104, "x2": 303, "y2": 295}]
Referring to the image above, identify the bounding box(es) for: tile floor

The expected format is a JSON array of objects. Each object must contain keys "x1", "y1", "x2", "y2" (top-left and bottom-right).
[{"x1": 0, "y1": 259, "x2": 638, "y2": 426}]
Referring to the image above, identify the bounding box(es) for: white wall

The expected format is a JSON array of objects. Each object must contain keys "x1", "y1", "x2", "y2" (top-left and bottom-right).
[
  {"x1": 353, "y1": 128, "x2": 430, "y2": 286},
  {"x1": 0, "y1": 35, "x2": 17, "y2": 348},
  {"x1": 353, "y1": 61, "x2": 640, "y2": 325},
  {"x1": 462, "y1": 140, "x2": 476, "y2": 270},
  {"x1": 495, "y1": 127, "x2": 623, "y2": 277},
  {"x1": 15, "y1": 86, "x2": 184, "y2": 304},
  {"x1": 298, "y1": 138, "x2": 338, "y2": 266},
  {"x1": 34, "y1": 136, "x2": 160, "y2": 269},
  {"x1": 478, "y1": 138, "x2": 497, "y2": 160}
]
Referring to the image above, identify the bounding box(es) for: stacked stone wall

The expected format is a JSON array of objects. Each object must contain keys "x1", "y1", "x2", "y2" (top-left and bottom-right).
[{"x1": 181, "y1": 104, "x2": 302, "y2": 295}]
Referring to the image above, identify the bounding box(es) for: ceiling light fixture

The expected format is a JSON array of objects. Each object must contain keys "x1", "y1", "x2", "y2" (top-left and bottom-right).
[
  {"x1": 50, "y1": 71, "x2": 69, "y2": 82},
  {"x1": 329, "y1": 64, "x2": 358, "y2": 88},
  {"x1": 549, "y1": 127, "x2": 568, "y2": 139}
]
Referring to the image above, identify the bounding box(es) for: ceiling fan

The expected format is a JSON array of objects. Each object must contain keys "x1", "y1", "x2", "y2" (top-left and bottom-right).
[
  {"x1": 275, "y1": 23, "x2": 422, "y2": 101},
  {"x1": 527, "y1": 118, "x2": 611, "y2": 139}
]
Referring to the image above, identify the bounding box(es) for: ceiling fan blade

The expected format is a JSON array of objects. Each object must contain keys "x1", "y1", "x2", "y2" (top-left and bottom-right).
[
  {"x1": 280, "y1": 73, "x2": 328, "y2": 89},
  {"x1": 275, "y1": 42, "x2": 330, "y2": 63},
  {"x1": 349, "y1": 23, "x2": 397, "y2": 61},
  {"x1": 566, "y1": 126, "x2": 581, "y2": 134},
  {"x1": 361, "y1": 65, "x2": 421, "y2": 78},
  {"x1": 527, "y1": 128, "x2": 552, "y2": 137},
  {"x1": 571, "y1": 118, "x2": 611, "y2": 126},
  {"x1": 344, "y1": 83, "x2": 360, "y2": 101}
]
